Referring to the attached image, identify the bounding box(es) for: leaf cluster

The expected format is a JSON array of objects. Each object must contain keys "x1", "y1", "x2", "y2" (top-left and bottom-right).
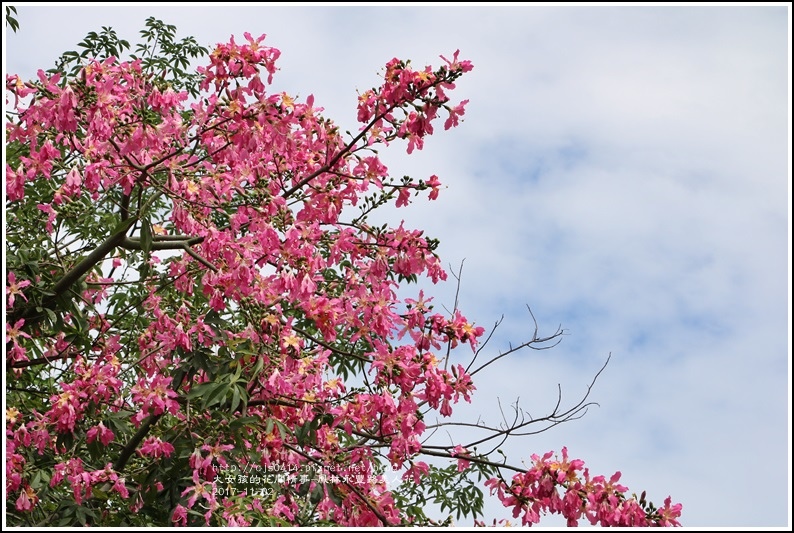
[{"x1": 50, "y1": 16, "x2": 208, "y2": 97}]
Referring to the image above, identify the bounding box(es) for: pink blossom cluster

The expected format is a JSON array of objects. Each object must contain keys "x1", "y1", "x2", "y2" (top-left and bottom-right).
[
  {"x1": 47, "y1": 458, "x2": 129, "y2": 507},
  {"x1": 484, "y1": 447, "x2": 683, "y2": 526},
  {"x1": 356, "y1": 50, "x2": 471, "y2": 154}
]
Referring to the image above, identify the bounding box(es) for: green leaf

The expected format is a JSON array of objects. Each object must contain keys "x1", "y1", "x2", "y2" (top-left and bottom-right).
[
  {"x1": 252, "y1": 356, "x2": 264, "y2": 377},
  {"x1": 230, "y1": 416, "x2": 259, "y2": 431},
  {"x1": 273, "y1": 419, "x2": 290, "y2": 440},
  {"x1": 230, "y1": 385, "x2": 241, "y2": 413},
  {"x1": 76, "y1": 507, "x2": 87, "y2": 526},
  {"x1": 203, "y1": 380, "x2": 231, "y2": 409},
  {"x1": 232, "y1": 359, "x2": 244, "y2": 381},
  {"x1": 204, "y1": 309, "x2": 226, "y2": 327},
  {"x1": 44, "y1": 307, "x2": 57, "y2": 324},
  {"x1": 327, "y1": 484, "x2": 344, "y2": 506},
  {"x1": 295, "y1": 421, "x2": 309, "y2": 446},
  {"x1": 297, "y1": 480, "x2": 311, "y2": 497},
  {"x1": 31, "y1": 470, "x2": 42, "y2": 489},
  {"x1": 309, "y1": 483, "x2": 324, "y2": 505},
  {"x1": 185, "y1": 380, "x2": 216, "y2": 400},
  {"x1": 110, "y1": 216, "x2": 136, "y2": 238},
  {"x1": 140, "y1": 218, "x2": 152, "y2": 253}
]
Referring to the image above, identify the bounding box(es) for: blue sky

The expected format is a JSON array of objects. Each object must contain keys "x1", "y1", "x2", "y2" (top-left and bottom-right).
[{"x1": 3, "y1": 4, "x2": 791, "y2": 527}]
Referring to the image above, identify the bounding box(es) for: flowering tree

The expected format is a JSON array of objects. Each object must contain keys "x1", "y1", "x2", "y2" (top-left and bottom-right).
[{"x1": 5, "y1": 18, "x2": 682, "y2": 527}]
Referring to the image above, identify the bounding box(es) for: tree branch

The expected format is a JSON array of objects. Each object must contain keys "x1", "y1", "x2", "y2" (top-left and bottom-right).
[
  {"x1": 113, "y1": 413, "x2": 162, "y2": 473},
  {"x1": 8, "y1": 217, "x2": 136, "y2": 328}
]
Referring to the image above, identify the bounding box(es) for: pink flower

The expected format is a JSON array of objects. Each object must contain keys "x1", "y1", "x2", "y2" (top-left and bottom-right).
[
  {"x1": 63, "y1": 167, "x2": 83, "y2": 198},
  {"x1": 15, "y1": 485, "x2": 38, "y2": 512},
  {"x1": 440, "y1": 49, "x2": 473, "y2": 73},
  {"x1": 112, "y1": 476, "x2": 130, "y2": 499},
  {"x1": 5, "y1": 163, "x2": 26, "y2": 201},
  {"x1": 139, "y1": 436, "x2": 175, "y2": 459},
  {"x1": 46, "y1": 387, "x2": 86, "y2": 433},
  {"x1": 36, "y1": 203, "x2": 57, "y2": 233},
  {"x1": 131, "y1": 374, "x2": 180, "y2": 418},
  {"x1": 6, "y1": 73, "x2": 36, "y2": 107},
  {"x1": 172, "y1": 504, "x2": 188, "y2": 526},
  {"x1": 444, "y1": 99, "x2": 469, "y2": 130},
  {"x1": 271, "y1": 494, "x2": 296, "y2": 521},
  {"x1": 658, "y1": 496, "x2": 683, "y2": 526},
  {"x1": 181, "y1": 470, "x2": 216, "y2": 509},
  {"x1": 402, "y1": 461, "x2": 430, "y2": 484},
  {"x1": 86, "y1": 422, "x2": 115, "y2": 446},
  {"x1": 426, "y1": 174, "x2": 442, "y2": 200},
  {"x1": 6, "y1": 272, "x2": 31, "y2": 308},
  {"x1": 451, "y1": 444, "x2": 471, "y2": 471},
  {"x1": 396, "y1": 187, "x2": 411, "y2": 207},
  {"x1": 486, "y1": 449, "x2": 680, "y2": 526}
]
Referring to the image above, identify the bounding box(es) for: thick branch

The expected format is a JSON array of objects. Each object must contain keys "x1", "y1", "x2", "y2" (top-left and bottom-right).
[
  {"x1": 113, "y1": 369, "x2": 189, "y2": 473},
  {"x1": 8, "y1": 217, "x2": 136, "y2": 328},
  {"x1": 113, "y1": 413, "x2": 162, "y2": 473},
  {"x1": 120, "y1": 235, "x2": 218, "y2": 272}
]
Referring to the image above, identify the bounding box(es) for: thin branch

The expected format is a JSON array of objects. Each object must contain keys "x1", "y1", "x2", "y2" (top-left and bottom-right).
[
  {"x1": 417, "y1": 446, "x2": 526, "y2": 475},
  {"x1": 427, "y1": 355, "x2": 611, "y2": 452},
  {"x1": 469, "y1": 305, "x2": 564, "y2": 378},
  {"x1": 291, "y1": 325, "x2": 369, "y2": 363},
  {"x1": 280, "y1": 98, "x2": 407, "y2": 199},
  {"x1": 443, "y1": 260, "x2": 465, "y2": 370},
  {"x1": 283, "y1": 443, "x2": 392, "y2": 526},
  {"x1": 465, "y1": 315, "x2": 504, "y2": 375}
]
